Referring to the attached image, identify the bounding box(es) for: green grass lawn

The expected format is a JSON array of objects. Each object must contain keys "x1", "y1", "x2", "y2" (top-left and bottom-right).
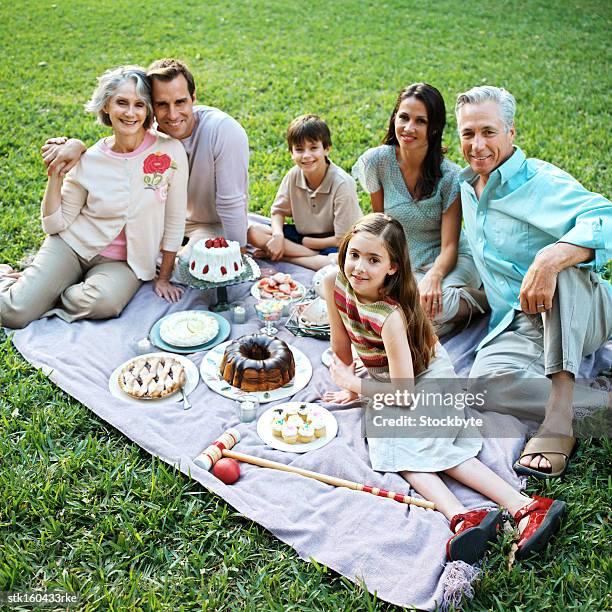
[{"x1": 1, "y1": 0, "x2": 610, "y2": 609}]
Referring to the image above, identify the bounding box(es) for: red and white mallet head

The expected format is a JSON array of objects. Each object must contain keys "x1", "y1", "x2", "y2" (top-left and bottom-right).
[{"x1": 194, "y1": 428, "x2": 241, "y2": 471}]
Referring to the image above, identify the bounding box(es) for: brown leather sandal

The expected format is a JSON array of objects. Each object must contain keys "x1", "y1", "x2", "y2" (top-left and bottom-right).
[{"x1": 513, "y1": 435, "x2": 577, "y2": 480}]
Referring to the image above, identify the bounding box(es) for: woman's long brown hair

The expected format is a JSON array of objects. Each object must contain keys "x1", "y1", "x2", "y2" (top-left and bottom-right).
[{"x1": 337, "y1": 213, "x2": 437, "y2": 375}]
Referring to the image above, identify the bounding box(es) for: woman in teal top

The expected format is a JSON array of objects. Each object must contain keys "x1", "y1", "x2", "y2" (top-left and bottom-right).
[{"x1": 353, "y1": 83, "x2": 487, "y2": 335}]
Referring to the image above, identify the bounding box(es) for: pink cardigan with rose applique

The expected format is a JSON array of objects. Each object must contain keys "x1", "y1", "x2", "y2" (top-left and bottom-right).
[{"x1": 42, "y1": 130, "x2": 188, "y2": 280}]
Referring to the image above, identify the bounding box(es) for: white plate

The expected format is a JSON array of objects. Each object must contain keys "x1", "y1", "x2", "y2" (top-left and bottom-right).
[
  {"x1": 250, "y1": 277, "x2": 307, "y2": 302},
  {"x1": 109, "y1": 352, "x2": 199, "y2": 406},
  {"x1": 200, "y1": 339, "x2": 312, "y2": 403},
  {"x1": 159, "y1": 310, "x2": 219, "y2": 347},
  {"x1": 256, "y1": 402, "x2": 338, "y2": 453}
]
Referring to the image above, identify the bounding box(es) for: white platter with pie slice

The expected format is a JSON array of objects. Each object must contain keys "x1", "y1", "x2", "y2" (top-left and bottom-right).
[{"x1": 109, "y1": 352, "x2": 199, "y2": 406}]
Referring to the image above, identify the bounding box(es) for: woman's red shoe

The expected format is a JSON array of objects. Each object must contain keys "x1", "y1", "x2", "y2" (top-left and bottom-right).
[
  {"x1": 446, "y1": 509, "x2": 502, "y2": 564},
  {"x1": 514, "y1": 495, "x2": 566, "y2": 559}
]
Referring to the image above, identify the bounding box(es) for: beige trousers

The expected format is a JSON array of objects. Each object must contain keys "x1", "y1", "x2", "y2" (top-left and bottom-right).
[
  {"x1": 0, "y1": 235, "x2": 141, "y2": 329},
  {"x1": 469, "y1": 267, "x2": 611, "y2": 420}
]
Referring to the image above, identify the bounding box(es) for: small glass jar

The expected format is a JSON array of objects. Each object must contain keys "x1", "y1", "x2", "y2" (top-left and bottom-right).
[
  {"x1": 237, "y1": 395, "x2": 259, "y2": 423},
  {"x1": 232, "y1": 302, "x2": 247, "y2": 324},
  {"x1": 132, "y1": 336, "x2": 153, "y2": 355}
]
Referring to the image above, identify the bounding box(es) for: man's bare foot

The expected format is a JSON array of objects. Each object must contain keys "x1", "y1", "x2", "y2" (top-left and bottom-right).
[
  {"x1": 519, "y1": 402, "x2": 573, "y2": 471},
  {"x1": 519, "y1": 453, "x2": 552, "y2": 470},
  {"x1": 518, "y1": 431, "x2": 571, "y2": 471}
]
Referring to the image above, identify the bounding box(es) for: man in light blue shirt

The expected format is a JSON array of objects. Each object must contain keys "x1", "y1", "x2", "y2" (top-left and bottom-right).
[{"x1": 455, "y1": 85, "x2": 611, "y2": 480}]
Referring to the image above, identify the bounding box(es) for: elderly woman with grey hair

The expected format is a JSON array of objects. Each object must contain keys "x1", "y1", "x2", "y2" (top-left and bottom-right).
[{"x1": 0, "y1": 65, "x2": 188, "y2": 329}]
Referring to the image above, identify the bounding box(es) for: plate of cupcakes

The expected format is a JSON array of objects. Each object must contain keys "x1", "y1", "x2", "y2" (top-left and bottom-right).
[{"x1": 256, "y1": 402, "x2": 338, "y2": 452}]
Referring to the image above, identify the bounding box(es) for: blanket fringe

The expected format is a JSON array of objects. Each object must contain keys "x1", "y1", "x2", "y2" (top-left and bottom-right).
[{"x1": 439, "y1": 560, "x2": 480, "y2": 611}]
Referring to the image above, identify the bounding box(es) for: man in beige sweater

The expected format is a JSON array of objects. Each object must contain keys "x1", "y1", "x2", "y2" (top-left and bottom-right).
[{"x1": 42, "y1": 59, "x2": 249, "y2": 253}]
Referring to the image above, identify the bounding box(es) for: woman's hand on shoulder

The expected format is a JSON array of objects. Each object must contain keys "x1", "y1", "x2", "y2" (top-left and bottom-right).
[{"x1": 153, "y1": 278, "x2": 184, "y2": 303}]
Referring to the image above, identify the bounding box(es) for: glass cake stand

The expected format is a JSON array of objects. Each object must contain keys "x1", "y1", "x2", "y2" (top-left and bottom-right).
[{"x1": 175, "y1": 254, "x2": 261, "y2": 311}]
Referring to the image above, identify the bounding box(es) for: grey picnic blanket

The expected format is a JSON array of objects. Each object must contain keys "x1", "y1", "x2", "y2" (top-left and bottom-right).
[{"x1": 8, "y1": 261, "x2": 611, "y2": 610}]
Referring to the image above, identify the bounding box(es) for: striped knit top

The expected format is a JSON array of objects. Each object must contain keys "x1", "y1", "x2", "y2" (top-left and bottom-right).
[{"x1": 333, "y1": 271, "x2": 399, "y2": 376}]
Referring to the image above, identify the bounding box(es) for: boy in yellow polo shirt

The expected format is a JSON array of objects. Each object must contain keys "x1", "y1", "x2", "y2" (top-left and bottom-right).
[{"x1": 248, "y1": 114, "x2": 362, "y2": 270}]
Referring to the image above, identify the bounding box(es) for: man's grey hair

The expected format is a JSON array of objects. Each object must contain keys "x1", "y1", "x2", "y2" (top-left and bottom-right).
[
  {"x1": 455, "y1": 86, "x2": 516, "y2": 132},
  {"x1": 85, "y1": 65, "x2": 153, "y2": 129}
]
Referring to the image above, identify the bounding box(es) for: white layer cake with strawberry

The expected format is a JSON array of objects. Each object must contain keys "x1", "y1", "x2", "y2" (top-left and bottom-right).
[{"x1": 189, "y1": 237, "x2": 244, "y2": 283}]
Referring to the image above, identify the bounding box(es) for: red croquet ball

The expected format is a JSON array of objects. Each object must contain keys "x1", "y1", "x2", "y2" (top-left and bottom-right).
[{"x1": 212, "y1": 458, "x2": 241, "y2": 484}]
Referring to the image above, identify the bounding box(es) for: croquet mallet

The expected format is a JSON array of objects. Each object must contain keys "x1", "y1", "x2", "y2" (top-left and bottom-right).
[{"x1": 194, "y1": 428, "x2": 435, "y2": 510}]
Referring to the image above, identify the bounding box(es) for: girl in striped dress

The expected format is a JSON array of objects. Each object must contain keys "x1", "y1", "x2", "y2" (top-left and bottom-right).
[{"x1": 322, "y1": 213, "x2": 565, "y2": 564}]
